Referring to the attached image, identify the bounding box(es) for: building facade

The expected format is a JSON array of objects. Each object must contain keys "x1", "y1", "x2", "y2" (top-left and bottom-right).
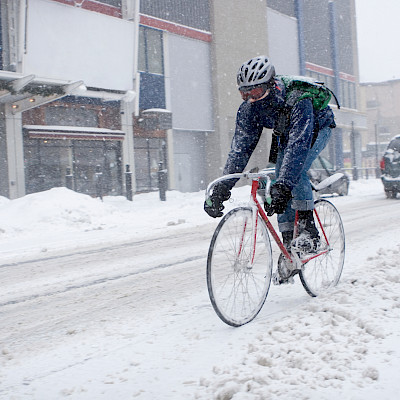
[
  {"x1": 0, "y1": 0, "x2": 366, "y2": 200},
  {"x1": 359, "y1": 79, "x2": 400, "y2": 167},
  {"x1": 137, "y1": 0, "x2": 212, "y2": 193},
  {"x1": 0, "y1": 0, "x2": 136, "y2": 199},
  {"x1": 208, "y1": 0, "x2": 367, "y2": 183}
]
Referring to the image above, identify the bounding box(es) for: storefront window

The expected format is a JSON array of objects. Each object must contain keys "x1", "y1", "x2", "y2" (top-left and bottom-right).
[
  {"x1": 24, "y1": 138, "x2": 71, "y2": 194},
  {"x1": 24, "y1": 137, "x2": 122, "y2": 196},
  {"x1": 134, "y1": 137, "x2": 167, "y2": 192},
  {"x1": 73, "y1": 140, "x2": 122, "y2": 196}
]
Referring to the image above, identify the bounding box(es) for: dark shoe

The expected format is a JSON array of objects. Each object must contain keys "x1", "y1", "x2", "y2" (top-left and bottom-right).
[
  {"x1": 293, "y1": 234, "x2": 320, "y2": 253},
  {"x1": 294, "y1": 210, "x2": 321, "y2": 253},
  {"x1": 281, "y1": 230, "x2": 294, "y2": 250}
]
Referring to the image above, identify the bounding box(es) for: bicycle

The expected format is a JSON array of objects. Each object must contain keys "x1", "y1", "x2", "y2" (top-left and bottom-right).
[{"x1": 205, "y1": 168, "x2": 345, "y2": 327}]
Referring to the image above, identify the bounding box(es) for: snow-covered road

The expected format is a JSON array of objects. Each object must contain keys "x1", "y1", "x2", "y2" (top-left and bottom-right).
[{"x1": 0, "y1": 179, "x2": 399, "y2": 399}]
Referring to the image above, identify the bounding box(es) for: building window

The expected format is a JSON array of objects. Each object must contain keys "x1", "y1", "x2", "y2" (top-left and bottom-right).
[
  {"x1": 138, "y1": 26, "x2": 165, "y2": 110},
  {"x1": 338, "y1": 79, "x2": 356, "y2": 110},
  {"x1": 140, "y1": 0, "x2": 210, "y2": 31},
  {"x1": 139, "y1": 26, "x2": 164, "y2": 75}
]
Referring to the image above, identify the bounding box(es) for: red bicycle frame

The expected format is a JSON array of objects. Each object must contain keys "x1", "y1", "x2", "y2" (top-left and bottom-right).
[{"x1": 249, "y1": 179, "x2": 330, "y2": 267}]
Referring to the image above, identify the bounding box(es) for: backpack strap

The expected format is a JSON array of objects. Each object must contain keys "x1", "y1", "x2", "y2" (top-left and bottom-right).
[
  {"x1": 274, "y1": 107, "x2": 290, "y2": 137},
  {"x1": 270, "y1": 87, "x2": 310, "y2": 162},
  {"x1": 327, "y1": 87, "x2": 341, "y2": 109},
  {"x1": 273, "y1": 92, "x2": 299, "y2": 138}
]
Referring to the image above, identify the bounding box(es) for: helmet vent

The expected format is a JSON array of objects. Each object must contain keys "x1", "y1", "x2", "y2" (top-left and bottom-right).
[{"x1": 258, "y1": 70, "x2": 267, "y2": 80}]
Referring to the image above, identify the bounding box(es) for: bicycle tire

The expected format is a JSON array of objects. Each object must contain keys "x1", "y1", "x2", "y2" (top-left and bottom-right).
[
  {"x1": 299, "y1": 199, "x2": 345, "y2": 297},
  {"x1": 207, "y1": 207, "x2": 273, "y2": 327}
]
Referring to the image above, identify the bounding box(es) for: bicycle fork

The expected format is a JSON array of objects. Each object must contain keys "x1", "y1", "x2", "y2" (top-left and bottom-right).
[{"x1": 235, "y1": 204, "x2": 258, "y2": 271}]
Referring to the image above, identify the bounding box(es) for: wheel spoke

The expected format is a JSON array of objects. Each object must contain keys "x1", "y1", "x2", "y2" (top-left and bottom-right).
[
  {"x1": 207, "y1": 208, "x2": 273, "y2": 326},
  {"x1": 300, "y1": 200, "x2": 345, "y2": 297}
]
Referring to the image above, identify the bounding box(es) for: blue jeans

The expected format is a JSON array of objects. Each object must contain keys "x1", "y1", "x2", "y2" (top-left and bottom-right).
[{"x1": 276, "y1": 126, "x2": 332, "y2": 232}]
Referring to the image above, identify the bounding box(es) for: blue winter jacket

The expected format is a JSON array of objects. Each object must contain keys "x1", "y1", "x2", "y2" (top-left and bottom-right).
[{"x1": 222, "y1": 77, "x2": 336, "y2": 191}]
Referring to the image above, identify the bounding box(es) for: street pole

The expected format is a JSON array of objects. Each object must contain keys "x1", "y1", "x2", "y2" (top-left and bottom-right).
[
  {"x1": 350, "y1": 121, "x2": 358, "y2": 180},
  {"x1": 375, "y1": 124, "x2": 380, "y2": 178}
]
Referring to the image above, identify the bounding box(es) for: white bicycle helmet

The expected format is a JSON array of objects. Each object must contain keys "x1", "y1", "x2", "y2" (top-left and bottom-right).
[{"x1": 237, "y1": 56, "x2": 275, "y2": 89}]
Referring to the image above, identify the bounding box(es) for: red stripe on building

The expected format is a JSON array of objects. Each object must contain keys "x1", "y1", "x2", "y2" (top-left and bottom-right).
[
  {"x1": 339, "y1": 72, "x2": 356, "y2": 82},
  {"x1": 50, "y1": 0, "x2": 122, "y2": 18},
  {"x1": 306, "y1": 62, "x2": 356, "y2": 82},
  {"x1": 140, "y1": 15, "x2": 212, "y2": 42},
  {"x1": 305, "y1": 62, "x2": 334, "y2": 77}
]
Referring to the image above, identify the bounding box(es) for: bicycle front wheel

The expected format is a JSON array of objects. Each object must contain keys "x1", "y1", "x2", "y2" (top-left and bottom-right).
[
  {"x1": 207, "y1": 207, "x2": 273, "y2": 327},
  {"x1": 300, "y1": 199, "x2": 345, "y2": 297}
]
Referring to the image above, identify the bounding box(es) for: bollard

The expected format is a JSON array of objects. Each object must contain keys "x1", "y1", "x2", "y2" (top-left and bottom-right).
[
  {"x1": 158, "y1": 162, "x2": 167, "y2": 201},
  {"x1": 353, "y1": 167, "x2": 358, "y2": 180},
  {"x1": 125, "y1": 164, "x2": 133, "y2": 201},
  {"x1": 66, "y1": 167, "x2": 73, "y2": 190},
  {"x1": 95, "y1": 165, "x2": 103, "y2": 200}
]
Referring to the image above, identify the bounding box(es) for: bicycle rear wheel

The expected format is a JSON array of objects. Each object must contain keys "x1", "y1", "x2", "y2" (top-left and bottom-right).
[
  {"x1": 300, "y1": 199, "x2": 345, "y2": 297},
  {"x1": 207, "y1": 207, "x2": 273, "y2": 327}
]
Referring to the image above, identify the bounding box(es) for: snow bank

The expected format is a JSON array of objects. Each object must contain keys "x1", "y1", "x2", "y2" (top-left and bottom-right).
[
  {"x1": 0, "y1": 188, "x2": 119, "y2": 234},
  {"x1": 0, "y1": 178, "x2": 385, "y2": 260},
  {"x1": 0, "y1": 185, "x2": 250, "y2": 260}
]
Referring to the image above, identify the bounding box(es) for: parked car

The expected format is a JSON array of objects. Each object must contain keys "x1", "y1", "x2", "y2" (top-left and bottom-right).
[
  {"x1": 308, "y1": 155, "x2": 350, "y2": 196},
  {"x1": 258, "y1": 155, "x2": 350, "y2": 198},
  {"x1": 380, "y1": 135, "x2": 400, "y2": 198}
]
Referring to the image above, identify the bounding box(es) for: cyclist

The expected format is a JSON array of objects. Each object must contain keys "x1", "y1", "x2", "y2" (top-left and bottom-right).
[{"x1": 204, "y1": 55, "x2": 336, "y2": 252}]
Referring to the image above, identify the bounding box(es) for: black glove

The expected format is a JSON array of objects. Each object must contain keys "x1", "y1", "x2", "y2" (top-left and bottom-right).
[
  {"x1": 264, "y1": 182, "x2": 292, "y2": 216},
  {"x1": 204, "y1": 183, "x2": 231, "y2": 218}
]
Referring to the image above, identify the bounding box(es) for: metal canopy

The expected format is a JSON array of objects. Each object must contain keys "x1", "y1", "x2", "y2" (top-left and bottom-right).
[
  {"x1": 0, "y1": 71, "x2": 135, "y2": 114},
  {"x1": 23, "y1": 124, "x2": 125, "y2": 141}
]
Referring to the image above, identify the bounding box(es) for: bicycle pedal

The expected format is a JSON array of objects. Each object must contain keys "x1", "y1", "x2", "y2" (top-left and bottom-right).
[
  {"x1": 272, "y1": 272, "x2": 295, "y2": 286},
  {"x1": 295, "y1": 243, "x2": 329, "y2": 261}
]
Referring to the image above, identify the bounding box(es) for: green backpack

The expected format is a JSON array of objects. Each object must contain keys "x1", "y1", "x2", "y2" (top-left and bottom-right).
[
  {"x1": 277, "y1": 75, "x2": 340, "y2": 110},
  {"x1": 269, "y1": 75, "x2": 340, "y2": 163}
]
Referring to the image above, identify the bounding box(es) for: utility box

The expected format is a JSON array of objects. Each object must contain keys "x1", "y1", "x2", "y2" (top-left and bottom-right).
[{"x1": 140, "y1": 109, "x2": 172, "y2": 130}]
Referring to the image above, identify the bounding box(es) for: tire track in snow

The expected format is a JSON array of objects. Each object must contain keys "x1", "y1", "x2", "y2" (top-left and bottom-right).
[{"x1": 0, "y1": 254, "x2": 205, "y2": 308}]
